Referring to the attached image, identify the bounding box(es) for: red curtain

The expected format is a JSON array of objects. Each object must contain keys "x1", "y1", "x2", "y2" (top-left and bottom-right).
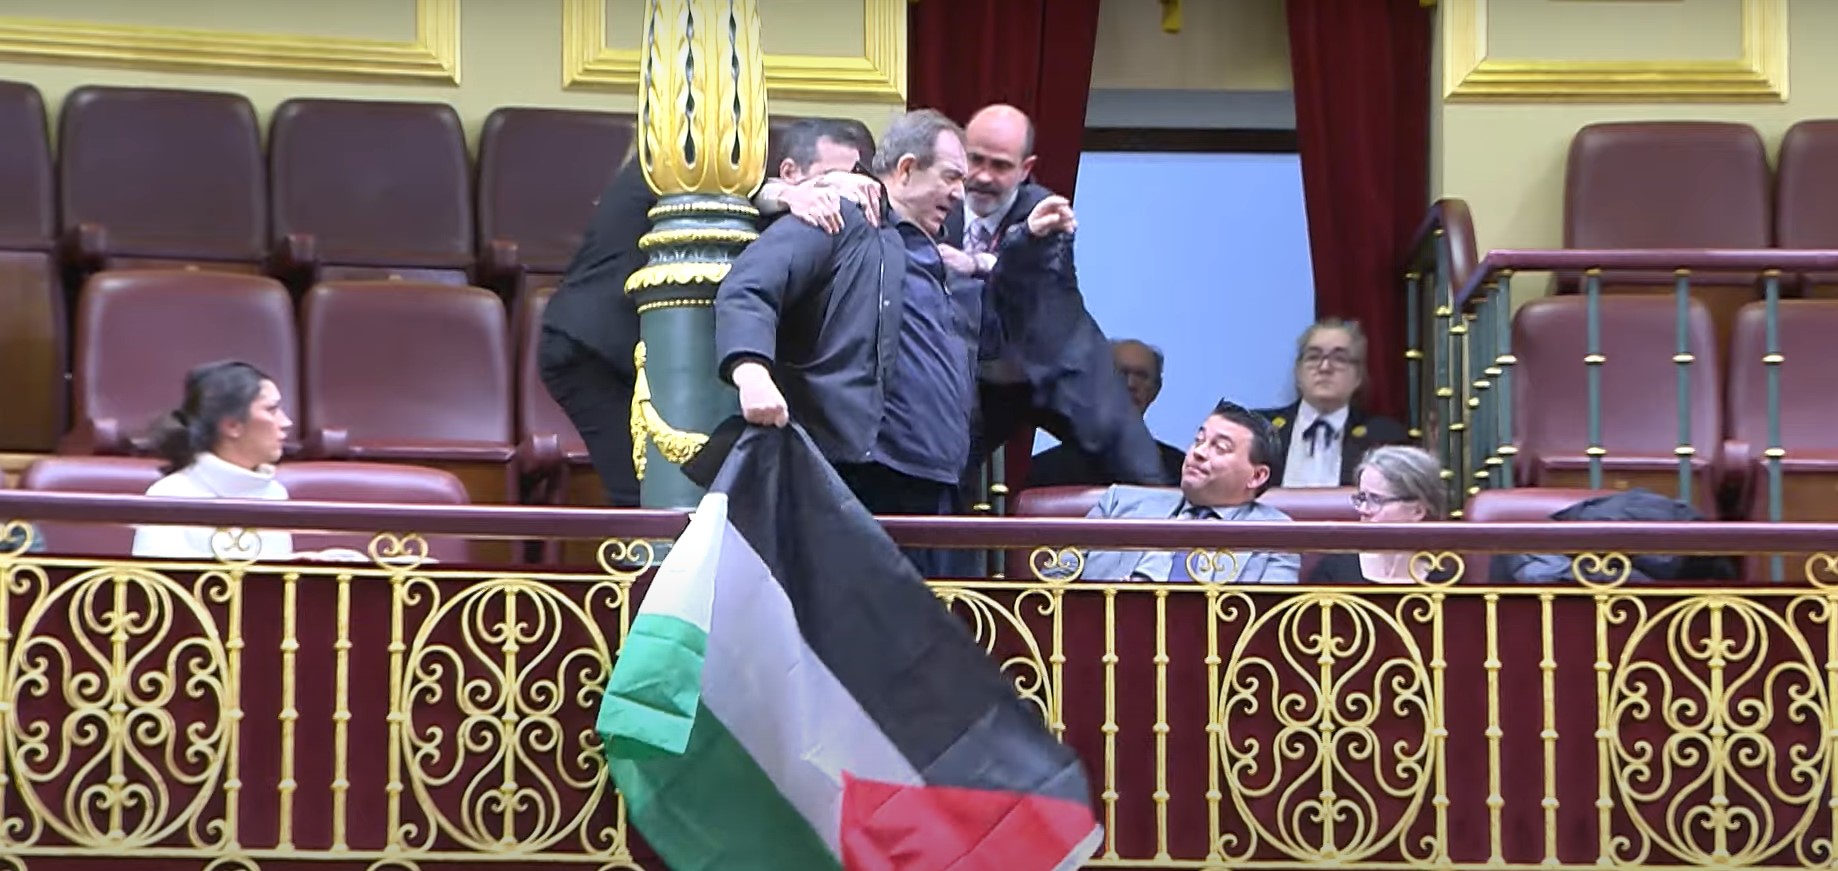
[
  {"x1": 909, "y1": 0, "x2": 1104, "y2": 487},
  {"x1": 1287, "y1": 0, "x2": 1434, "y2": 419},
  {"x1": 906, "y1": 0, "x2": 1102, "y2": 198}
]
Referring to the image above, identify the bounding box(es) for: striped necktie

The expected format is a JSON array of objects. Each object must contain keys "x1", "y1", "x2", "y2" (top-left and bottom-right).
[{"x1": 966, "y1": 221, "x2": 994, "y2": 256}]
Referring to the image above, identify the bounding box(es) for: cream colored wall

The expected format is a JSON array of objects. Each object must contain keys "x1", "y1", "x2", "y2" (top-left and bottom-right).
[
  {"x1": 1434, "y1": 0, "x2": 1829, "y2": 277},
  {"x1": 0, "y1": 0, "x2": 906, "y2": 150},
  {"x1": 1089, "y1": 0, "x2": 1290, "y2": 92}
]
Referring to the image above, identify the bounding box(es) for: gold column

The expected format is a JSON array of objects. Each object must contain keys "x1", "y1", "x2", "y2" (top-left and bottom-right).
[{"x1": 626, "y1": 0, "x2": 768, "y2": 508}]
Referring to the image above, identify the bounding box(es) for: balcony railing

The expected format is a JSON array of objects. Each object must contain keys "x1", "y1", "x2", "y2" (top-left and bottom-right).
[
  {"x1": 1402, "y1": 202, "x2": 1838, "y2": 581},
  {"x1": 4, "y1": 492, "x2": 1838, "y2": 869}
]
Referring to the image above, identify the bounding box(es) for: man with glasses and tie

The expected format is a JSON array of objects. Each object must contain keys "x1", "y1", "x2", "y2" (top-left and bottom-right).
[
  {"x1": 1256, "y1": 319, "x2": 1410, "y2": 488},
  {"x1": 1046, "y1": 400, "x2": 1300, "y2": 583}
]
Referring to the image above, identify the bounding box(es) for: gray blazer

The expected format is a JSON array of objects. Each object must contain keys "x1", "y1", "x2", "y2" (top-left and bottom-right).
[{"x1": 1047, "y1": 485, "x2": 1300, "y2": 583}]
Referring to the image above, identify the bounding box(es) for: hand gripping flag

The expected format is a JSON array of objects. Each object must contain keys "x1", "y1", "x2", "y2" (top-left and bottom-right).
[{"x1": 597, "y1": 419, "x2": 1102, "y2": 871}]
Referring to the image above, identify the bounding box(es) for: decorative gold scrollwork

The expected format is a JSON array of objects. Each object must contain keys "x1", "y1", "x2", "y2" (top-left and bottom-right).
[
  {"x1": 1605, "y1": 595, "x2": 1829, "y2": 866},
  {"x1": 1186, "y1": 549, "x2": 1242, "y2": 583},
  {"x1": 1409, "y1": 550, "x2": 1465, "y2": 586},
  {"x1": 1572, "y1": 551, "x2": 1634, "y2": 589},
  {"x1": 396, "y1": 577, "x2": 618, "y2": 853},
  {"x1": 1802, "y1": 552, "x2": 1838, "y2": 588},
  {"x1": 0, "y1": 519, "x2": 34, "y2": 559},
  {"x1": 3, "y1": 566, "x2": 234, "y2": 849},
  {"x1": 1215, "y1": 591, "x2": 1437, "y2": 863},
  {"x1": 368, "y1": 532, "x2": 431, "y2": 572},
  {"x1": 629, "y1": 340, "x2": 710, "y2": 481},
  {"x1": 208, "y1": 527, "x2": 265, "y2": 566},
  {"x1": 934, "y1": 585, "x2": 1058, "y2": 730},
  {"x1": 595, "y1": 538, "x2": 659, "y2": 581},
  {"x1": 1028, "y1": 546, "x2": 1084, "y2": 583}
]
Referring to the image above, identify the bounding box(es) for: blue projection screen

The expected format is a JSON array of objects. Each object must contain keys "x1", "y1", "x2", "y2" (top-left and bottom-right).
[{"x1": 1032, "y1": 150, "x2": 1318, "y2": 453}]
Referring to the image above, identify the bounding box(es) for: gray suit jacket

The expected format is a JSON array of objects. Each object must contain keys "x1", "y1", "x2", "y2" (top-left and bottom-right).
[{"x1": 1051, "y1": 486, "x2": 1300, "y2": 583}]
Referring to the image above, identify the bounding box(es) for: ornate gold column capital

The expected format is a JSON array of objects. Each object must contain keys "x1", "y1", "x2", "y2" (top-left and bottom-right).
[{"x1": 636, "y1": 0, "x2": 769, "y2": 199}]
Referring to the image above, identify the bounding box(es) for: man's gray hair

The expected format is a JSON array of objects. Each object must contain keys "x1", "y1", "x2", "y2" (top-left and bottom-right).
[{"x1": 870, "y1": 108, "x2": 964, "y2": 177}]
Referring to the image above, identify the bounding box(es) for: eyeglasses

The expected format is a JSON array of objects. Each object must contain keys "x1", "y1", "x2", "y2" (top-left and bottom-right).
[
  {"x1": 1350, "y1": 491, "x2": 1416, "y2": 511},
  {"x1": 1301, "y1": 350, "x2": 1359, "y2": 370}
]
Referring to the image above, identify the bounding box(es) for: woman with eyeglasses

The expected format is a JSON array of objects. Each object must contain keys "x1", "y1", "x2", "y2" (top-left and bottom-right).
[
  {"x1": 1255, "y1": 319, "x2": 1410, "y2": 488},
  {"x1": 1310, "y1": 445, "x2": 1451, "y2": 583}
]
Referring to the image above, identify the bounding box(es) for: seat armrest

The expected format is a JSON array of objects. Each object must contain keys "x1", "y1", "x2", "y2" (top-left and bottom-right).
[{"x1": 302, "y1": 426, "x2": 351, "y2": 459}]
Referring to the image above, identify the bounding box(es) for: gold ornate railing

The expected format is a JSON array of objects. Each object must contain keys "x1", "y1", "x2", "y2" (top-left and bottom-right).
[{"x1": 6, "y1": 493, "x2": 1838, "y2": 869}]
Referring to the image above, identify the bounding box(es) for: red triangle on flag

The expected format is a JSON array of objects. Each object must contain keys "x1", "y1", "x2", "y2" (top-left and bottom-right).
[{"x1": 840, "y1": 772, "x2": 1099, "y2": 871}]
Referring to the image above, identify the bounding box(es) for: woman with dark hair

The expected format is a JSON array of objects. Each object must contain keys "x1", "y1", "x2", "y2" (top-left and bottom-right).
[{"x1": 130, "y1": 360, "x2": 350, "y2": 561}]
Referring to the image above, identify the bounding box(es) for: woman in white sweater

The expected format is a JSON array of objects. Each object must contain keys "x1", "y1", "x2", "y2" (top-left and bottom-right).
[{"x1": 131, "y1": 360, "x2": 312, "y2": 561}]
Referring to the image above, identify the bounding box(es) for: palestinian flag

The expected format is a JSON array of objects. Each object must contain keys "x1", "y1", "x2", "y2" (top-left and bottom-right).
[{"x1": 597, "y1": 420, "x2": 1102, "y2": 871}]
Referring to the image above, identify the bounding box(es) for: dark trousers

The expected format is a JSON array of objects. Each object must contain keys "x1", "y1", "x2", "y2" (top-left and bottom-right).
[
  {"x1": 536, "y1": 326, "x2": 641, "y2": 507},
  {"x1": 835, "y1": 461, "x2": 981, "y2": 580}
]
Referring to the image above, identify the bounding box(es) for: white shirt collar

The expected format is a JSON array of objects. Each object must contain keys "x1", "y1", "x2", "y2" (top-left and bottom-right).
[
  {"x1": 967, "y1": 187, "x2": 1020, "y2": 233},
  {"x1": 188, "y1": 451, "x2": 281, "y2": 499},
  {"x1": 1295, "y1": 401, "x2": 1350, "y2": 435}
]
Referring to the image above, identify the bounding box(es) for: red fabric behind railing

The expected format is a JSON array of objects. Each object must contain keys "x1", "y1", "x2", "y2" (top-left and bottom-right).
[
  {"x1": 906, "y1": 0, "x2": 1101, "y2": 199},
  {"x1": 1288, "y1": 0, "x2": 1434, "y2": 419}
]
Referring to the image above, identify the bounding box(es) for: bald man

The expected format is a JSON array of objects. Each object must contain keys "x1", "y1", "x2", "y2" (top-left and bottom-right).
[
  {"x1": 940, "y1": 104, "x2": 1051, "y2": 277},
  {"x1": 938, "y1": 104, "x2": 1173, "y2": 495}
]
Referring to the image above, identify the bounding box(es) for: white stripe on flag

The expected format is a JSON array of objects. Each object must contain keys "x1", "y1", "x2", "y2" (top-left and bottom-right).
[{"x1": 689, "y1": 494, "x2": 924, "y2": 856}]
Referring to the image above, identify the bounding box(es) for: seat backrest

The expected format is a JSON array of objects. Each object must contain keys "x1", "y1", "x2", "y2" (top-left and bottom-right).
[
  {"x1": 302, "y1": 282, "x2": 512, "y2": 444},
  {"x1": 1564, "y1": 121, "x2": 1771, "y2": 249},
  {"x1": 516, "y1": 286, "x2": 588, "y2": 452},
  {"x1": 1261, "y1": 486, "x2": 1359, "y2": 521},
  {"x1": 1512, "y1": 295, "x2": 1723, "y2": 461},
  {"x1": 1727, "y1": 300, "x2": 1838, "y2": 452},
  {"x1": 1010, "y1": 485, "x2": 1108, "y2": 518},
  {"x1": 18, "y1": 456, "x2": 164, "y2": 556},
  {"x1": 0, "y1": 80, "x2": 54, "y2": 251},
  {"x1": 73, "y1": 271, "x2": 299, "y2": 442},
  {"x1": 477, "y1": 108, "x2": 635, "y2": 275},
  {"x1": 275, "y1": 461, "x2": 474, "y2": 562},
  {"x1": 270, "y1": 98, "x2": 473, "y2": 269},
  {"x1": 1460, "y1": 487, "x2": 1618, "y2": 582},
  {"x1": 1776, "y1": 120, "x2": 1838, "y2": 248},
  {"x1": 59, "y1": 85, "x2": 266, "y2": 263}
]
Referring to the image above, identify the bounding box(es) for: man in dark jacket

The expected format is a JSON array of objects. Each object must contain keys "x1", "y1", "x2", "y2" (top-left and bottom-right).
[
  {"x1": 537, "y1": 120, "x2": 876, "y2": 506},
  {"x1": 717, "y1": 109, "x2": 1101, "y2": 576},
  {"x1": 942, "y1": 103, "x2": 1168, "y2": 489}
]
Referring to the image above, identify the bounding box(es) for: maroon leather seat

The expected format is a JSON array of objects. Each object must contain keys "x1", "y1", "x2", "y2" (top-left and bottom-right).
[
  {"x1": 64, "y1": 270, "x2": 299, "y2": 456},
  {"x1": 57, "y1": 85, "x2": 267, "y2": 276},
  {"x1": 1511, "y1": 295, "x2": 1722, "y2": 514},
  {"x1": 17, "y1": 456, "x2": 163, "y2": 556},
  {"x1": 475, "y1": 107, "x2": 634, "y2": 300},
  {"x1": 1460, "y1": 488, "x2": 1616, "y2": 583},
  {"x1": 268, "y1": 98, "x2": 474, "y2": 289},
  {"x1": 1774, "y1": 120, "x2": 1838, "y2": 293},
  {"x1": 1726, "y1": 300, "x2": 1838, "y2": 518},
  {"x1": 300, "y1": 281, "x2": 515, "y2": 505},
  {"x1": 0, "y1": 80, "x2": 63, "y2": 451},
  {"x1": 275, "y1": 461, "x2": 474, "y2": 563},
  {"x1": 1562, "y1": 121, "x2": 1772, "y2": 364}
]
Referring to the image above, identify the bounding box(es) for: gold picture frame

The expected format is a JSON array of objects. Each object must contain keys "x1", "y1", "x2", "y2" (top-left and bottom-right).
[
  {"x1": 1442, "y1": 0, "x2": 1787, "y2": 102},
  {"x1": 0, "y1": 0, "x2": 460, "y2": 84},
  {"x1": 562, "y1": 0, "x2": 905, "y2": 102}
]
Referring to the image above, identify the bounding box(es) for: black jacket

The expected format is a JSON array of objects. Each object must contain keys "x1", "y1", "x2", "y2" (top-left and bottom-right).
[
  {"x1": 1496, "y1": 489, "x2": 1737, "y2": 583},
  {"x1": 717, "y1": 201, "x2": 1061, "y2": 469},
  {"x1": 1254, "y1": 401, "x2": 1410, "y2": 487},
  {"x1": 541, "y1": 158, "x2": 652, "y2": 373}
]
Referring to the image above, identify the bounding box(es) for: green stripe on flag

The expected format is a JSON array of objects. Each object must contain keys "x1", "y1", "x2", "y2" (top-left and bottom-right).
[
  {"x1": 609, "y1": 700, "x2": 842, "y2": 871},
  {"x1": 599, "y1": 613, "x2": 706, "y2": 758}
]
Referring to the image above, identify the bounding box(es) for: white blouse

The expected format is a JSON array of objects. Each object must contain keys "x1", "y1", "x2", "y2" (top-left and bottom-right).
[{"x1": 131, "y1": 452, "x2": 294, "y2": 561}]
